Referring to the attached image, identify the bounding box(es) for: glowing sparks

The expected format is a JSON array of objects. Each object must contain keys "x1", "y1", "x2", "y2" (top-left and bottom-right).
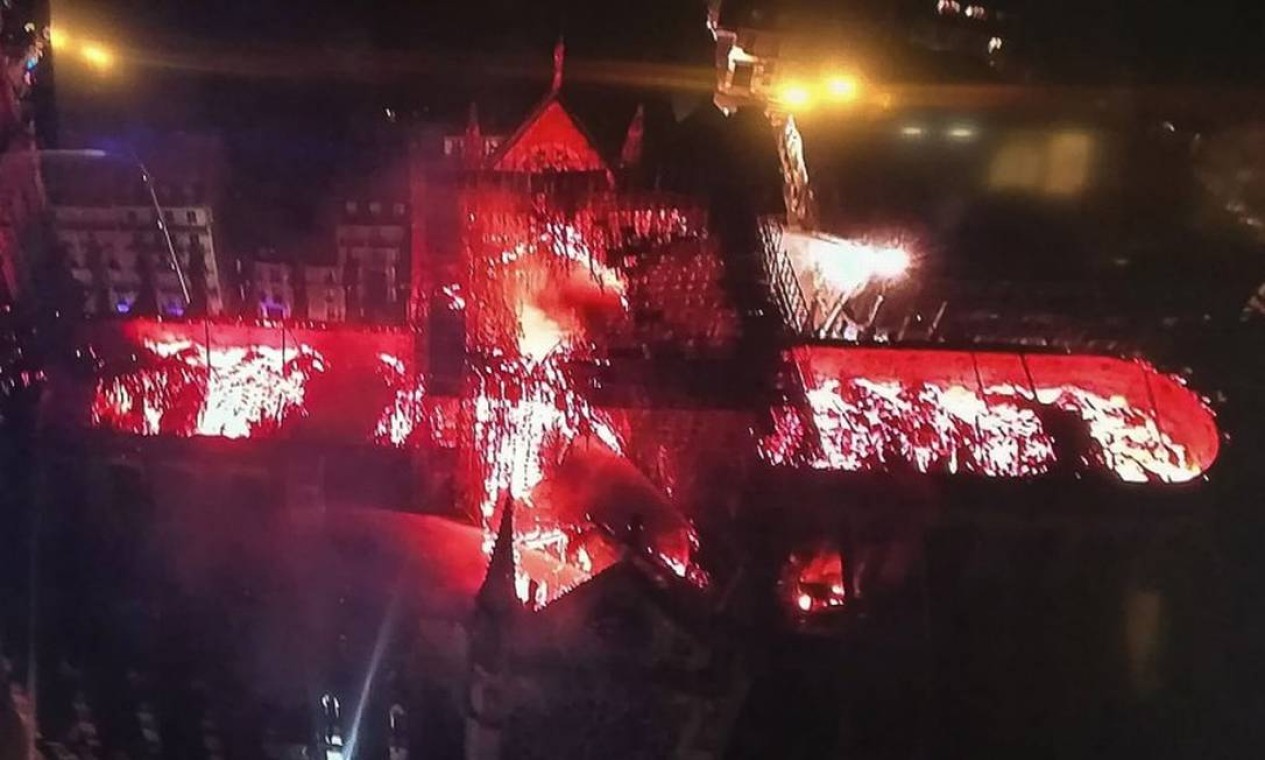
[
  {"x1": 786, "y1": 546, "x2": 847, "y2": 614},
  {"x1": 518, "y1": 303, "x2": 567, "y2": 364},
  {"x1": 465, "y1": 212, "x2": 703, "y2": 606},
  {"x1": 440, "y1": 283, "x2": 466, "y2": 311},
  {"x1": 470, "y1": 359, "x2": 625, "y2": 522},
  {"x1": 469, "y1": 363, "x2": 637, "y2": 607},
  {"x1": 810, "y1": 239, "x2": 910, "y2": 291},
  {"x1": 781, "y1": 231, "x2": 914, "y2": 312},
  {"x1": 374, "y1": 354, "x2": 428, "y2": 447},
  {"x1": 761, "y1": 375, "x2": 1207, "y2": 483},
  {"x1": 92, "y1": 338, "x2": 324, "y2": 439}
]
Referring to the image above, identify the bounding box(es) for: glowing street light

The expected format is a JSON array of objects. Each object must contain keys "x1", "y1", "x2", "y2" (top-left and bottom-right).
[
  {"x1": 777, "y1": 81, "x2": 813, "y2": 110},
  {"x1": 826, "y1": 74, "x2": 859, "y2": 103},
  {"x1": 80, "y1": 42, "x2": 115, "y2": 70}
]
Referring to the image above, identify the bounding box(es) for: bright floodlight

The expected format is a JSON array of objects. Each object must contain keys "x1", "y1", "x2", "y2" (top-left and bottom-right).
[
  {"x1": 81, "y1": 43, "x2": 114, "y2": 70},
  {"x1": 49, "y1": 28, "x2": 67, "y2": 47},
  {"x1": 826, "y1": 74, "x2": 859, "y2": 102},
  {"x1": 778, "y1": 82, "x2": 812, "y2": 110},
  {"x1": 870, "y1": 245, "x2": 910, "y2": 278},
  {"x1": 900, "y1": 124, "x2": 925, "y2": 138}
]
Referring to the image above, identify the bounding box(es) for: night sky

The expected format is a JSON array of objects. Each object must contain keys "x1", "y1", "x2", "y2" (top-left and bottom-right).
[
  {"x1": 50, "y1": 0, "x2": 1265, "y2": 136},
  {"x1": 45, "y1": 0, "x2": 1265, "y2": 257}
]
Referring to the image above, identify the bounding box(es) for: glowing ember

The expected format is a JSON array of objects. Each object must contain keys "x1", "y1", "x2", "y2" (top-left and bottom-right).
[
  {"x1": 772, "y1": 377, "x2": 1054, "y2": 477},
  {"x1": 761, "y1": 349, "x2": 1217, "y2": 483},
  {"x1": 92, "y1": 338, "x2": 324, "y2": 439},
  {"x1": 464, "y1": 214, "x2": 699, "y2": 605},
  {"x1": 469, "y1": 358, "x2": 624, "y2": 531},
  {"x1": 783, "y1": 545, "x2": 847, "y2": 615},
  {"x1": 374, "y1": 353, "x2": 428, "y2": 447},
  {"x1": 493, "y1": 222, "x2": 628, "y2": 364}
]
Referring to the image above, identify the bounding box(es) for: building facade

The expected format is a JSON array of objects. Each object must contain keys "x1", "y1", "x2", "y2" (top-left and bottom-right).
[
  {"x1": 42, "y1": 134, "x2": 230, "y2": 318},
  {"x1": 249, "y1": 259, "x2": 296, "y2": 319},
  {"x1": 336, "y1": 198, "x2": 409, "y2": 324},
  {"x1": 50, "y1": 203, "x2": 225, "y2": 317},
  {"x1": 303, "y1": 264, "x2": 346, "y2": 323}
]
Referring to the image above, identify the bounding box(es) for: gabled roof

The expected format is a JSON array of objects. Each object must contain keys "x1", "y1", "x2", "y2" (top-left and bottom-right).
[
  {"x1": 534, "y1": 551, "x2": 714, "y2": 639},
  {"x1": 489, "y1": 96, "x2": 609, "y2": 174}
]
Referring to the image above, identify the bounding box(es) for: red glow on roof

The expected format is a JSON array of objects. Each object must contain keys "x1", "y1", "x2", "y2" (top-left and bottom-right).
[
  {"x1": 491, "y1": 99, "x2": 608, "y2": 174},
  {"x1": 458, "y1": 212, "x2": 696, "y2": 605},
  {"x1": 92, "y1": 337, "x2": 325, "y2": 439},
  {"x1": 784, "y1": 545, "x2": 847, "y2": 615},
  {"x1": 87, "y1": 321, "x2": 411, "y2": 441},
  {"x1": 761, "y1": 347, "x2": 1219, "y2": 483}
]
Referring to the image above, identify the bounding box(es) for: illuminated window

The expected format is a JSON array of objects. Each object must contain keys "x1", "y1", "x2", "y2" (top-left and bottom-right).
[
  {"x1": 345, "y1": 201, "x2": 358, "y2": 214},
  {"x1": 369, "y1": 202, "x2": 382, "y2": 216}
]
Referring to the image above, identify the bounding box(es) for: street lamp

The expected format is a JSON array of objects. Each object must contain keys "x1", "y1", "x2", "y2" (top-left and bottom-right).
[
  {"x1": 79, "y1": 43, "x2": 115, "y2": 71},
  {"x1": 776, "y1": 81, "x2": 813, "y2": 111},
  {"x1": 45, "y1": 27, "x2": 116, "y2": 72},
  {"x1": 826, "y1": 73, "x2": 860, "y2": 103}
]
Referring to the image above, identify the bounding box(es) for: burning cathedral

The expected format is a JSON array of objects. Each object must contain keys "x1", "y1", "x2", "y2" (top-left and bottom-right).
[{"x1": 29, "y1": 38, "x2": 1228, "y2": 760}]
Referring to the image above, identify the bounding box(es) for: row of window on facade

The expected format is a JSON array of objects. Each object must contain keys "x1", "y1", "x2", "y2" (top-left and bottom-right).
[
  {"x1": 55, "y1": 206, "x2": 211, "y2": 227},
  {"x1": 441, "y1": 135, "x2": 505, "y2": 159},
  {"x1": 337, "y1": 247, "x2": 403, "y2": 269},
  {"x1": 61, "y1": 230, "x2": 211, "y2": 251},
  {"x1": 76, "y1": 279, "x2": 221, "y2": 317},
  {"x1": 70, "y1": 258, "x2": 218, "y2": 281},
  {"x1": 58, "y1": 239, "x2": 215, "y2": 276},
  {"x1": 336, "y1": 225, "x2": 407, "y2": 245},
  {"x1": 257, "y1": 263, "x2": 400, "y2": 292},
  {"x1": 251, "y1": 262, "x2": 405, "y2": 322},
  {"x1": 127, "y1": 208, "x2": 207, "y2": 226},
  {"x1": 344, "y1": 200, "x2": 408, "y2": 217}
]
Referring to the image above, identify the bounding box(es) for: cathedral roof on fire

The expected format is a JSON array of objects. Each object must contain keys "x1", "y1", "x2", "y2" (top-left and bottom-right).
[
  {"x1": 489, "y1": 96, "x2": 609, "y2": 175},
  {"x1": 482, "y1": 39, "x2": 611, "y2": 175}
]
